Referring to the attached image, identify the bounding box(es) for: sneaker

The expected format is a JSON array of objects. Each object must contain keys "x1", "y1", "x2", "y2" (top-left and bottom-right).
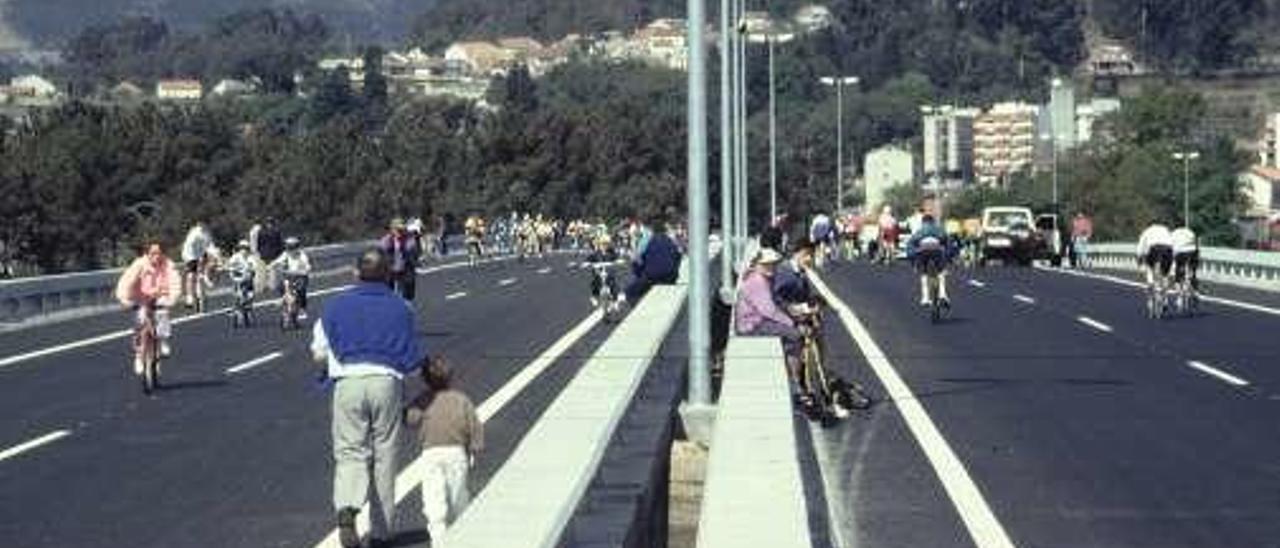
[
  {"x1": 336, "y1": 508, "x2": 360, "y2": 548},
  {"x1": 919, "y1": 297, "x2": 931, "y2": 307},
  {"x1": 134, "y1": 356, "x2": 144, "y2": 375},
  {"x1": 160, "y1": 341, "x2": 172, "y2": 357},
  {"x1": 590, "y1": 297, "x2": 599, "y2": 308},
  {"x1": 298, "y1": 310, "x2": 308, "y2": 320}
]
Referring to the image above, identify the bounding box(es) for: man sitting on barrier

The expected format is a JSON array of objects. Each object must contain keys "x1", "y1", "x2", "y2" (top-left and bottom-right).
[{"x1": 734, "y1": 249, "x2": 804, "y2": 400}]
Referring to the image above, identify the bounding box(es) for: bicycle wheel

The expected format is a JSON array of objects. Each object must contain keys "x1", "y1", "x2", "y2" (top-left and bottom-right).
[
  {"x1": 140, "y1": 332, "x2": 157, "y2": 395},
  {"x1": 928, "y1": 274, "x2": 941, "y2": 323},
  {"x1": 801, "y1": 340, "x2": 835, "y2": 422}
]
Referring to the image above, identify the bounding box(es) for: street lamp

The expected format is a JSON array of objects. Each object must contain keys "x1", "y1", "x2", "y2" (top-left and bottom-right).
[
  {"x1": 768, "y1": 34, "x2": 777, "y2": 222},
  {"x1": 718, "y1": 0, "x2": 733, "y2": 289},
  {"x1": 819, "y1": 75, "x2": 859, "y2": 214},
  {"x1": 1172, "y1": 151, "x2": 1200, "y2": 227},
  {"x1": 1039, "y1": 132, "x2": 1059, "y2": 214}
]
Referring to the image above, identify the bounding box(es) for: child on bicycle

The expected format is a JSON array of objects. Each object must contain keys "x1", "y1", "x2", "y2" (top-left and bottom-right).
[
  {"x1": 583, "y1": 234, "x2": 621, "y2": 307},
  {"x1": 226, "y1": 240, "x2": 258, "y2": 303},
  {"x1": 115, "y1": 240, "x2": 182, "y2": 371},
  {"x1": 907, "y1": 214, "x2": 953, "y2": 308},
  {"x1": 270, "y1": 237, "x2": 312, "y2": 319}
]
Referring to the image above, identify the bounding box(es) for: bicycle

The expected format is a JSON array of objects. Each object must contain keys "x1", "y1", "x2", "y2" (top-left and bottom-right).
[
  {"x1": 280, "y1": 276, "x2": 301, "y2": 330},
  {"x1": 1172, "y1": 262, "x2": 1199, "y2": 317},
  {"x1": 467, "y1": 240, "x2": 482, "y2": 268},
  {"x1": 589, "y1": 263, "x2": 622, "y2": 322},
  {"x1": 796, "y1": 312, "x2": 871, "y2": 425},
  {"x1": 133, "y1": 300, "x2": 162, "y2": 395},
  {"x1": 916, "y1": 247, "x2": 950, "y2": 323},
  {"x1": 230, "y1": 278, "x2": 254, "y2": 328},
  {"x1": 1145, "y1": 272, "x2": 1172, "y2": 320}
]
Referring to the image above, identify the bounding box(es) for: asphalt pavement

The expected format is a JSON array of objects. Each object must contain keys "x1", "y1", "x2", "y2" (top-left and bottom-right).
[
  {"x1": 0, "y1": 252, "x2": 617, "y2": 547},
  {"x1": 810, "y1": 260, "x2": 1280, "y2": 548}
]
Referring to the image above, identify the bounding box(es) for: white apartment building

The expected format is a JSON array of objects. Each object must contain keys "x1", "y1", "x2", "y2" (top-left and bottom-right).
[
  {"x1": 921, "y1": 105, "x2": 978, "y2": 185},
  {"x1": 973, "y1": 102, "x2": 1040, "y2": 187}
]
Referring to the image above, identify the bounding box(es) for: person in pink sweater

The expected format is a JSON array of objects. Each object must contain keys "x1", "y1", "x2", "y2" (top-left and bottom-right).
[
  {"x1": 115, "y1": 241, "x2": 182, "y2": 372},
  {"x1": 734, "y1": 248, "x2": 803, "y2": 392}
]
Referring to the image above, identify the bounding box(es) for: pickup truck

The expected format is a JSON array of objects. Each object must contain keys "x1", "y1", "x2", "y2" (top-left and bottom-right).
[{"x1": 980, "y1": 206, "x2": 1046, "y2": 266}]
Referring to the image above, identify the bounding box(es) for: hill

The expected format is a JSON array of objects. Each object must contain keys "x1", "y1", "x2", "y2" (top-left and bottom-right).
[{"x1": 1, "y1": 0, "x2": 431, "y2": 46}]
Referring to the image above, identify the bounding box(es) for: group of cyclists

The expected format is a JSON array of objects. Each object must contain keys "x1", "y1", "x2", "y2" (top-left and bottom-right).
[{"x1": 114, "y1": 220, "x2": 315, "y2": 382}]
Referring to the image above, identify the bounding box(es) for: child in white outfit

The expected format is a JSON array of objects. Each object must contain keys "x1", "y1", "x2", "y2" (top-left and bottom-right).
[{"x1": 406, "y1": 357, "x2": 484, "y2": 543}]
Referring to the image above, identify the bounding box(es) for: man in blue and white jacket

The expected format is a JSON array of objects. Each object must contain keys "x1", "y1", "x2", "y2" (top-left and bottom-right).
[{"x1": 312, "y1": 248, "x2": 424, "y2": 548}]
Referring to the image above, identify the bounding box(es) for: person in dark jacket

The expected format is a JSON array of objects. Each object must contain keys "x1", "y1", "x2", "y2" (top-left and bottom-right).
[
  {"x1": 311, "y1": 248, "x2": 425, "y2": 548},
  {"x1": 623, "y1": 220, "x2": 682, "y2": 303},
  {"x1": 379, "y1": 218, "x2": 421, "y2": 301},
  {"x1": 256, "y1": 217, "x2": 285, "y2": 263}
]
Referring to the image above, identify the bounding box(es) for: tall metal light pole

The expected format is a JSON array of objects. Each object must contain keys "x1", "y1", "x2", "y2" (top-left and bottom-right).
[
  {"x1": 1172, "y1": 151, "x2": 1200, "y2": 227},
  {"x1": 1040, "y1": 132, "x2": 1059, "y2": 214},
  {"x1": 820, "y1": 75, "x2": 858, "y2": 214},
  {"x1": 685, "y1": 0, "x2": 710, "y2": 409},
  {"x1": 735, "y1": 5, "x2": 748, "y2": 255},
  {"x1": 768, "y1": 34, "x2": 777, "y2": 222},
  {"x1": 718, "y1": 0, "x2": 733, "y2": 289}
]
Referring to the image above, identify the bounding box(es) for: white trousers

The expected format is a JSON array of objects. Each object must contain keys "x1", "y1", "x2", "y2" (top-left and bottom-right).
[
  {"x1": 135, "y1": 306, "x2": 172, "y2": 339},
  {"x1": 420, "y1": 445, "x2": 472, "y2": 542}
]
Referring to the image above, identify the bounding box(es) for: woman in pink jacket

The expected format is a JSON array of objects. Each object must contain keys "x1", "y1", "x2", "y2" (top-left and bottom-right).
[
  {"x1": 115, "y1": 241, "x2": 182, "y2": 372},
  {"x1": 734, "y1": 248, "x2": 803, "y2": 394}
]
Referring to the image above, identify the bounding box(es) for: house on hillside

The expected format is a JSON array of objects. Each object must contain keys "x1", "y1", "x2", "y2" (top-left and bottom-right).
[
  {"x1": 156, "y1": 79, "x2": 203, "y2": 101},
  {"x1": 108, "y1": 81, "x2": 145, "y2": 102},
  {"x1": 9, "y1": 75, "x2": 59, "y2": 105},
  {"x1": 445, "y1": 41, "x2": 518, "y2": 76},
  {"x1": 634, "y1": 19, "x2": 688, "y2": 71},
  {"x1": 1239, "y1": 166, "x2": 1280, "y2": 248},
  {"x1": 318, "y1": 56, "x2": 366, "y2": 88},
  {"x1": 211, "y1": 78, "x2": 260, "y2": 97},
  {"x1": 794, "y1": 5, "x2": 833, "y2": 32}
]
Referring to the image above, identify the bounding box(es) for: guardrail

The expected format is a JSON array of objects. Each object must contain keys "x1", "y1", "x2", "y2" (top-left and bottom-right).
[
  {"x1": 0, "y1": 241, "x2": 374, "y2": 327},
  {"x1": 697, "y1": 336, "x2": 812, "y2": 548},
  {"x1": 446, "y1": 284, "x2": 688, "y2": 548},
  {"x1": 1086, "y1": 243, "x2": 1280, "y2": 292}
]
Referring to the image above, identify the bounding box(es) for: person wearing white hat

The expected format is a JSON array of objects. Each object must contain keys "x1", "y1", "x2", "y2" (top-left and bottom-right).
[{"x1": 735, "y1": 248, "x2": 803, "y2": 393}]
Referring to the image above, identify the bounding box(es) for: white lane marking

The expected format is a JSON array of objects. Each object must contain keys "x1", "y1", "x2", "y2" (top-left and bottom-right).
[
  {"x1": 0, "y1": 329, "x2": 132, "y2": 369},
  {"x1": 312, "y1": 310, "x2": 603, "y2": 548},
  {"x1": 445, "y1": 291, "x2": 468, "y2": 301},
  {"x1": 498, "y1": 278, "x2": 517, "y2": 286},
  {"x1": 1187, "y1": 361, "x2": 1250, "y2": 387},
  {"x1": 1042, "y1": 266, "x2": 1280, "y2": 318},
  {"x1": 809, "y1": 274, "x2": 1016, "y2": 548},
  {"x1": 1077, "y1": 316, "x2": 1113, "y2": 333},
  {"x1": 537, "y1": 267, "x2": 552, "y2": 274},
  {"x1": 1013, "y1": 294, "x2": 1036, "y2": 305},
  {"x1": 0, "y1": 429, "x2": 72, "y2": 463},
  {"x1": 225, "y1": 351, "x2": 285, "y2": 375},
  {"x1": 968, "y1": 279, "x2": 987, "y2": 288}
]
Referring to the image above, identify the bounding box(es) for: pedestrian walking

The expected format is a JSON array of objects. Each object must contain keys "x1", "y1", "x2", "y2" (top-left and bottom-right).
[
  {"x1": 311, "y1": 248, "x2": 425, "y2": 548},
  {"x1": 405, "y1": 357, "x2": 484, "y2": 543}
]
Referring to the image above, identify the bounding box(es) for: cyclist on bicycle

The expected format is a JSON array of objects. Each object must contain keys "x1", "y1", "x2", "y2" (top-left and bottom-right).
[
  {"x1": 809, "y1": 213, "x2": 834, "y2": 265},
  {"x1": 877, "y1": 205, "x2": 899, "y2": 262},
  {"x1": 907, "y1": 214, "x2": 952, "y2": 308},
  {"x1": 227, "y1": 240, "x2": 258, "y2": 303},
  {"x1": 1171, "y1": 225, "x2": 1200, "y2": 292},
  {"x1": 464, "y1": 214, "x2": 486, "y2": 258},
  {"x1": 583, "y1": 234, "x2": 621, "y2": 307},
  {"x1": 115, "y1": 241, "x2": 182, "y2": 370},
  {"x1": 180, "y1": 221, "x2": 213, "y2": 308},
  {"x1": 1137, "y1": 223, "x2": 1175, "y2": 289},
  {"x1": 270, "y1": 237, "x2": 313, "y2": 319}
]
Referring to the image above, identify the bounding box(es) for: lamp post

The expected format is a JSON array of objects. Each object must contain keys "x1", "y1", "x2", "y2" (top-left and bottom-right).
[
  {"x1": 819, "y1": 75, "x2": 859, "y2": 214},
  {"x1": 684, "y1": 0, "x2": 711, "y2": 411},
  {"x1": 1172, "y1": 151, "x2": 1201, "y2": 227},
  {"x1": 768, "y1": 34, "x2": 777, "y2": 222},
  {"x1": 718, "y1": 0, "x2": 733, "y2": 289},
  {"x1": 735, "y1": 6, "x2": 748, "y2": 256},
  {"x1": 1039, "y1": 132, "x2": 1060, "y2": 214}
]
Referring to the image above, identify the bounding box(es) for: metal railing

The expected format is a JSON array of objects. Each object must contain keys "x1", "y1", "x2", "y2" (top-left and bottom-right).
[
  {"x1": 0, "y1": 241, "x2": 374, "y2": 326},
  {"x1": 1085, "y1": 243, "x2": 1280, "y2": 292}
]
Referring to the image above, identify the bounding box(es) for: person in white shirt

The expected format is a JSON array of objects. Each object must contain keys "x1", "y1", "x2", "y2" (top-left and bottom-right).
[
  {"x1": 271, "y1": 237, "x2": 313, "y2": 319},
  {"x1": 1136, "y1": 223, "x2": 1175, "y2": 287},
  {"x1": 180, "y1": 222, "x2": 213, "y2": 307},
  {"x1": 226, "y1": 240, "x2": 258, "y2": 300},
  {"x1": 1171, "y1": 226, "x2": 1200, "y2": 291}
]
